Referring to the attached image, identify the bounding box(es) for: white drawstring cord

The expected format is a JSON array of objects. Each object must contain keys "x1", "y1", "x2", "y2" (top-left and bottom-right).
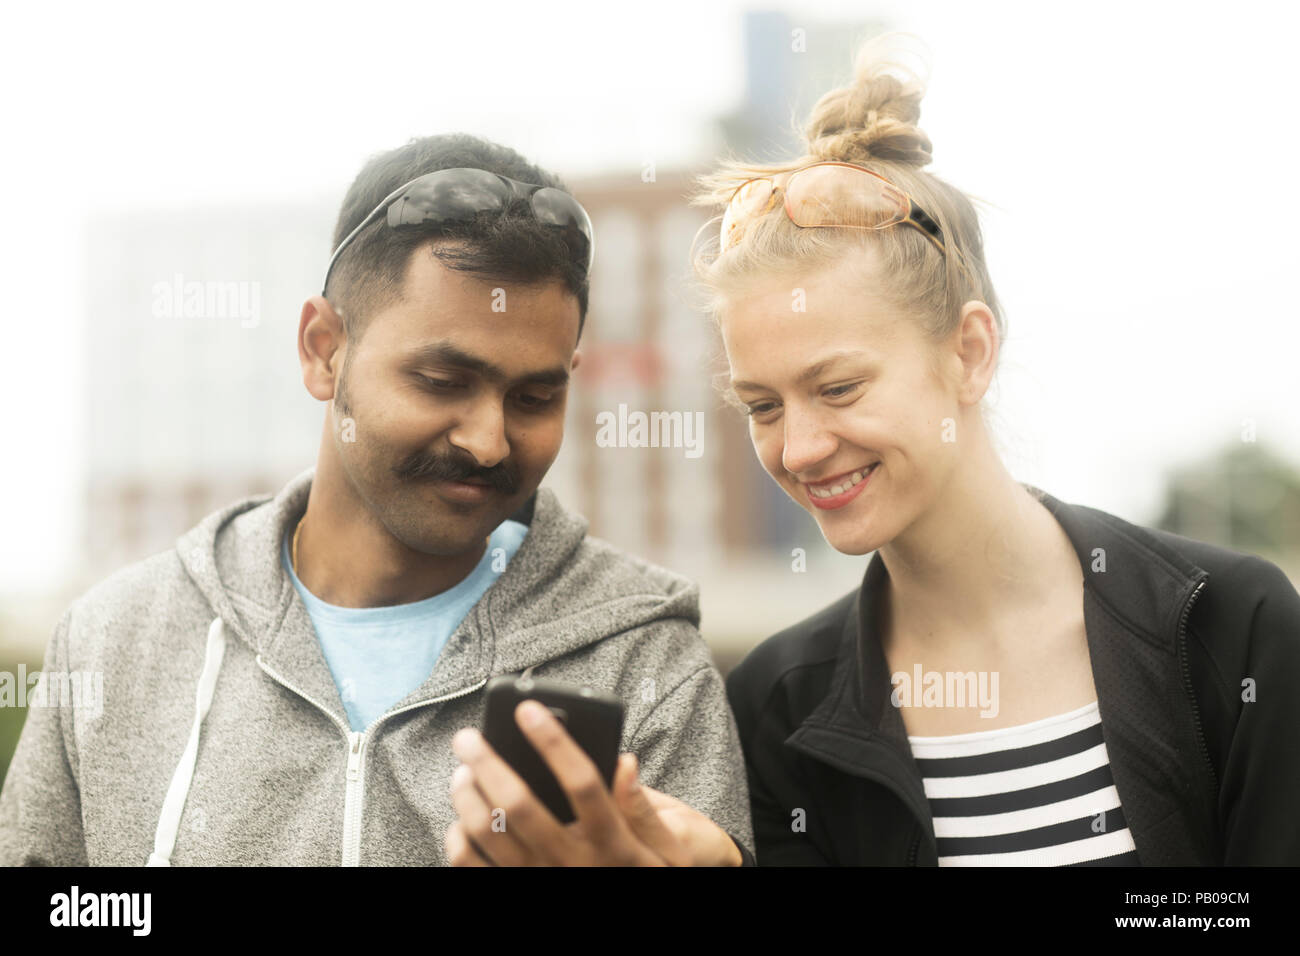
[{"x1": 147, "y1": 616, "x2": 227, "y2": 866}]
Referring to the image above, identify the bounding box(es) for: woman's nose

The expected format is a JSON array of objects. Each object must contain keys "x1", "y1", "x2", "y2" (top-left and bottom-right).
[{"x1": 780, "y1": 402, "x2": 837, "y2": 477}]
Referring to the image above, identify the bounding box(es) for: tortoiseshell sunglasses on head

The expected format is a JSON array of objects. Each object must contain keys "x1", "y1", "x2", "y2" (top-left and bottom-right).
[{"x1": 720, "y1": 161, "x2": 947, "y2": 257}]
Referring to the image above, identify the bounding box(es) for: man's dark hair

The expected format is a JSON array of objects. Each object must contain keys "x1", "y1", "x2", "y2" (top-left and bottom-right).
[{"x1": 324, "y1": 133, "x2": 590, "y2": 346}]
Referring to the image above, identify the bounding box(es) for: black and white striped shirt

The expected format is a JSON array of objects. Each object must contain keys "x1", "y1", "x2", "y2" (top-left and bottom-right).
[{"x1": 907, "y1": 700, "x2": 1140, "y2": 865}]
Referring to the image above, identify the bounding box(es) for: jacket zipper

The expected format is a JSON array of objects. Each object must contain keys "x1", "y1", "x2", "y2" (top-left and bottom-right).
[
  {"x1": 869, "y1": 766, "x2": 933, "y2": 866},
  {"x1": 256, "y1": 655, "x2": 486, "y2": 866},
  {"x1": 792, "y1": 729, "x2": 934, "y2": 864},
  {"x1": 896, "y1": 578, "x2": 1212, "y2": 868},
  {"x1": 1174, "y1": 578, "x2": 1217, "y2": 845},
  {"x1": 868, "y1": 741, "x2": 933, "y2": 865}
]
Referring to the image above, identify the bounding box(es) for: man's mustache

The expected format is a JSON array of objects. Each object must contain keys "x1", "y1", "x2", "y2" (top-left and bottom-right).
[{"x1": 394, "y1": 451, "x2": 517, "y2": 493}]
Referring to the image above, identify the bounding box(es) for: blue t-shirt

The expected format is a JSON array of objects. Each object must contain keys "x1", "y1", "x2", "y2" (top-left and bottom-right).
[{"x1": 281, "y1": 519, "x2": 528, "y2": 732}]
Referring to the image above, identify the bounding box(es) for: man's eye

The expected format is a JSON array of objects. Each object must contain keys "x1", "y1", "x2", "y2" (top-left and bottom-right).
[
  {"x1": 745, "y1": 402, "x2": 777, "y2": 417},
  {"x1": 419, "y1": 376, "x2": 465, "y2": 390},
  {"x1": 516, "y1": 392, "x2": 557, "y2": 409}
]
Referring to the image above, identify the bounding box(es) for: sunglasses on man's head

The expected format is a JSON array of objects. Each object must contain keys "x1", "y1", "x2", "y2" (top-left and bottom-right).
[{"x1": 321, "y1": 167, "x2": 596, "y2": 297}]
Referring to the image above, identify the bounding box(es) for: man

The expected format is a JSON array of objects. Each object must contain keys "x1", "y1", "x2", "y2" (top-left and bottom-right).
[{"x1": 0, "y1": 134, "x2": 753, "y2": 866}]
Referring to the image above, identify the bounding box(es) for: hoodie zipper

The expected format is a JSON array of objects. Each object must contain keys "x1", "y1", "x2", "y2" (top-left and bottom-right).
[
  {"x1": 256, "y1": 655, "x2": 486, "y2": 866},
  {"x1": 339, "y1": 680, "x2": 487, "y2": 866},
  {"x1": 343, "y1": 731, "x2": 366, "y2": 866},
  {"x1": 1174, "y1": 578, "x2": 1217, "y2": 837}
]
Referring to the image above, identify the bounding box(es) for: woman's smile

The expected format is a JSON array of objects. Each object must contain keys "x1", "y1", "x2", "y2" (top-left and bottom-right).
[{"x1": 803, "y1": 461, "x2": 879, "y2": 510}]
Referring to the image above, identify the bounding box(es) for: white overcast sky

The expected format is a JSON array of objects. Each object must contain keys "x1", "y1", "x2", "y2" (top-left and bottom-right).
[{"x1": 3, "y1": 0, "x2": 1298, "y2": 592}]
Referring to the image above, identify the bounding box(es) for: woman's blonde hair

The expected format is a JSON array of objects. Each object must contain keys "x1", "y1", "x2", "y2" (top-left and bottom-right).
[{"x1": 690, "y1": 31, "x2": 1004, "y2": 357}]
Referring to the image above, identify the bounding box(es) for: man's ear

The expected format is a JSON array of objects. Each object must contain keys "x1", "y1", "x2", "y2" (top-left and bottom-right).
[
  {"x1": 570, "y1": 348, "x2": 582, "y2": 374},
  {"x1": 299, "y1": 295, "x2": 347, "y2": 402}
]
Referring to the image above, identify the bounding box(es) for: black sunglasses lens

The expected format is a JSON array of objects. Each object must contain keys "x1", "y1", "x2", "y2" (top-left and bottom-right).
[
  {"x1": 529, "y1": 188, "x2": 583, "y2": 227},
  {"x1": 379, "y1": 171, "x2": 592, "y2": 272},
  {"x1": 532, "y1": 188, "x2": 594, "y2": 268},
  {"x1": 387, "y1": 169, "x2": 512, "y2": 226}
]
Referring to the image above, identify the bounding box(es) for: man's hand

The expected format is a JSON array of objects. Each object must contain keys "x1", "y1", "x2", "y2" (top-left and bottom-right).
[
  {"x1": 445, "y1": 699, "x2": 741, "y2": 866},
  {"x1": 632, "y1": 786, "x2": 744, "y2": 866}
]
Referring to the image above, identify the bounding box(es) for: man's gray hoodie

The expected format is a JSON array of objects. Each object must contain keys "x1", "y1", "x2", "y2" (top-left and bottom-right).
[{"x1": 0, "y1": 467, "x2": 753, "y2": 865}]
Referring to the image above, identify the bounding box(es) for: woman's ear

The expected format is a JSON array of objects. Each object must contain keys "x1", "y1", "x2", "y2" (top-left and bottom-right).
[{"x1": 954, "y1": 299, "x2": 999, "y2": 406}]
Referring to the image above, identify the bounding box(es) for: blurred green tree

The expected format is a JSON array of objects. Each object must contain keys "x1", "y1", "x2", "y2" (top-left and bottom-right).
[{"x1": 1155, "y1": 442, "x2": 1300, "y2": 553}]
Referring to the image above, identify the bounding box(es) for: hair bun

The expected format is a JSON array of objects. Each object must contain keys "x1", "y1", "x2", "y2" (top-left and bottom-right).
[{"x1": 803, "y1": 32, "x2": 934, "y2": 168}]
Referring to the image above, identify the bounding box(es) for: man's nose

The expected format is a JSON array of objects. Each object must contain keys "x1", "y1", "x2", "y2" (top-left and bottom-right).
[{"x1": 448, "y1": 398, "x2": 510, "y2": 470}]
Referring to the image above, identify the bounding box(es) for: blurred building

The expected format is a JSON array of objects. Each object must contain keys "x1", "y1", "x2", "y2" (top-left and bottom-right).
[
  {"x1": 559, "y1": 169, "x2": 773, "y2": 571},
  {"x1": 717, "y1": 9, "x2": 893, "y2": 163},
  {"x1": 83, "y1": 201, "x2": 331, "y2": 578}
]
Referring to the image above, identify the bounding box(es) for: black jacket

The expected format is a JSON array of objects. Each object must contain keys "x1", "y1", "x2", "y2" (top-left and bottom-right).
[{"x1": 724, "y1": 487, "x2": 1300, "y2": 865}]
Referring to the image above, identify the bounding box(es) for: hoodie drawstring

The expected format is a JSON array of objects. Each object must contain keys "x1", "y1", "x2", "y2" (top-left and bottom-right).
[{"x1": 147, "y1": 616, "x2": 227, "y2": 866}]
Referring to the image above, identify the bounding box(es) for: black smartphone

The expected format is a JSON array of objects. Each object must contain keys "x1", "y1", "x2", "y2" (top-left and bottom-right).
[{"x1": 480, "y1": 675, "x2": 625, "y2": 824}]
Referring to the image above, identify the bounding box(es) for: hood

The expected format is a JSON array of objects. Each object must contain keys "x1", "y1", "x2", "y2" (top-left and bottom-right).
[
  {"x1": 148, "y1": 465, "x2": 699, "y2": 866},
  {"x1": 174, "y1": 466, "x2": 700, "y2": 675}
]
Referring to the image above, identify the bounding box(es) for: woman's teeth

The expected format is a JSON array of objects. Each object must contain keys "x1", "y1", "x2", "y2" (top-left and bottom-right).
[{"x1": 809, "y1": 463, "x2": 877, "y2": 498}]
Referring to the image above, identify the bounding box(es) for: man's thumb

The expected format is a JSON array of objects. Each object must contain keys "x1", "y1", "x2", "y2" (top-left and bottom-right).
[
  {"x1": 615, "y1": 754, "x2": 655, "y2": 820},
  {"x1": 614, "y1": 754, "x2": 688, "y2": 864}
]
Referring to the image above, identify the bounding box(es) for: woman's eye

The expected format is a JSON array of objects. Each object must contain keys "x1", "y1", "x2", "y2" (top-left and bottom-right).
[
  {"x1": 824, "y1": 382, "x2": 862, "y2": 399},
  {"x1": 746, "y1": 383, "x2": 861, "y2": 416}
]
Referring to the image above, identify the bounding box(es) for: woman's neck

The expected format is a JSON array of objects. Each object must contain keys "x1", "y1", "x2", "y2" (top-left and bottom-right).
[{"x1": 878, "y1": 438, "x2": 1080, "y2": 655}]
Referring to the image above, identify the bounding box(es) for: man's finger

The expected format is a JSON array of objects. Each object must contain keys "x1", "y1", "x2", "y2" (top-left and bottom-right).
[
  {"x1": 448, "y1": 760, "x2": 531, "y2": 866},
  {"x1": 639, "y1": 784, "x2": 689, "y2": 810},
  {"x1": 612, "y1": 754, "x2": 688, "y2": 866},
  {"x1": 444, "y1": 820, "x2": 494, "y2": 867},
  {"x1": 513, "y1": 700, "x2": 624, "y2": 844},
  {"x1": 452, "y1": 727, "x2": 567, "y2": 861}
]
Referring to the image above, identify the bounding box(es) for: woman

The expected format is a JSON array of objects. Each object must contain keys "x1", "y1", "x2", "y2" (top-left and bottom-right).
[{"x1": 679, "y1": 33, "x2": 1300, "y2": 865}]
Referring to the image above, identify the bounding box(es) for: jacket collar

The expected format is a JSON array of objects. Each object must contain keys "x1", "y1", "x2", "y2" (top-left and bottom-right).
[
  {"x1": 798, "y1": 483, "x2": 1211, "y2": 733},
  {"x1": 787, "y1": 483, "x2": 1215, "y2": 862}
]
